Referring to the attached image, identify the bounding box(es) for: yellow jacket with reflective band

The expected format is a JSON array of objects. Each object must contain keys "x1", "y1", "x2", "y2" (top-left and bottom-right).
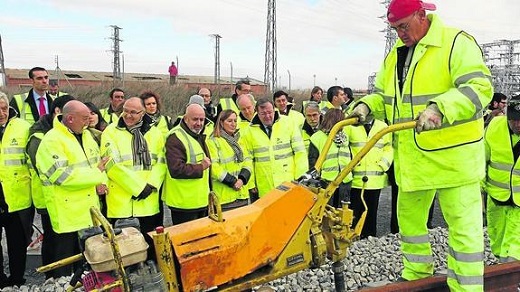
[
  {"x1": 26, "y1": 132, "x2": 45, "y2": 209},
  {"x1": 100, "y1": 107, "x2": 120, "y2": 124},
  {"x1": 219, "y1": 97, "x2": 241, "y2": 121},
  {"x1": 484, "y1": 116, "x2": 520, "y2": 206},
  {"x1": 0, "y1": 118, "x2": 32, "y2": 212},
  {"x1": 242, "y1": 114, "x2": 308, "y2": 197},
  {"x1": 309, "y1": 130, "x2": 352, "y2": 183},
  {"x1": 279, "y1": 109, "x2": 305, "y2": 129},
  {"x1": 163, "y1": 125, "x2": 210, "y2": 209},
  {"x1": 345, "y1": 120, "x2": 393, "y2": 189},
  {"x1": 359, "y1": 14, "x2": 493, "y2": 192},
  {"x1": 36, "y1": 116, "x2": 107, "y2": 233},
  {"x1": 153, "y1": 114, "x2": 172, "y2": 139},
  {"x1": 207, "y1": 134, "x2": 252, "y2": 202},
  {"x1": 100, "y1": 122, "x2": 166, "y2": 218},
  {"x1": 12, "y1": 93, "x2": 54, "y2": 125}
]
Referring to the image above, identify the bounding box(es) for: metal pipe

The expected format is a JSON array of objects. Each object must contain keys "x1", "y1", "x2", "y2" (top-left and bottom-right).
[{"x1": 332, "y1": 261, "x2": 346, "y2": 292}]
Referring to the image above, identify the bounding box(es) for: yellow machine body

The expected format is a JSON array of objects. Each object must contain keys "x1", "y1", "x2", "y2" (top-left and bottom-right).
[{"x1": 163, "y1": 182, "x2": 317, "y2": 291}]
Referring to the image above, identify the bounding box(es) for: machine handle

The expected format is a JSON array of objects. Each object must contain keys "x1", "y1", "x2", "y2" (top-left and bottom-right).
[{"x1": 314, "y1": 118, "x2": 359, "y2": 173}]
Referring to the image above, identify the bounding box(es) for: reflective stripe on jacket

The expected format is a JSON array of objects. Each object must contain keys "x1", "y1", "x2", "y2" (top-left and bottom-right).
[
  {"x1": 0, "y1": 118, "x2": 32, "y2": 212},
  {"x1": 360, "y1": 14, "x2": 493, "y2": 192},
  {"x1": 101, "y1": 123, "x2": 166, "y2": 218},
  {"x1": 345, "y1": 120, "x2": 393, "y2": 189},
  {"x1": 484, "y1": 116, "x2": 520, "y2": 206},
  {"x1": 309, "y1": 130, "x2": 352, "y2": 183},
  {"x1": 207, "y1": 135, "x2": 252, "y2": 203},
  {"x1": 36, "y1": 116, "x2": 106, "y2": 233},
  {"x1": 163, "y1": 126, "x2": 210, "y2": 209},
  {"x1": 243, "y1": 114, "x2": 308, "y2": 197}
]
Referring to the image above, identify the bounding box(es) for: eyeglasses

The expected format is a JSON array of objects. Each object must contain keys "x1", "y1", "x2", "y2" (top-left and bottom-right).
[
  {"x1": 123, "y1": 109, "x2": 143, "y2": 116},
  {"x1": 390, "y1": 13, "x2": 416, "y2": 32}
]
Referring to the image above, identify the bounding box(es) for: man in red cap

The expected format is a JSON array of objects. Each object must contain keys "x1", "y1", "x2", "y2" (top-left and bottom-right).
[{"x1": 349, "y1": 0, "x2": 493, "y2": 290}]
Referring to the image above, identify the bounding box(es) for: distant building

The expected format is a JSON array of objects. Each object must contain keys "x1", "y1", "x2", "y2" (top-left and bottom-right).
[{"x1": 4, "y1": 68, "x2": 267, "y2": 96}]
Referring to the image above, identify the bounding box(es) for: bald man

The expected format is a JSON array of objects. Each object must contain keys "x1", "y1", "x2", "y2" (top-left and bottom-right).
[
  {"x1": 36, "y1": 100, "x2": 109, "y2": 277},
  {"x1": 163, "y1": 103, "x2": 212, "y2": 224}
]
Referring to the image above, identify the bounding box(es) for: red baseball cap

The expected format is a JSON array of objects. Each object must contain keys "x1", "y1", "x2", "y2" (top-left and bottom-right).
[{"x1": 387, "y1": 0, "x2": 436, "y2": 23}]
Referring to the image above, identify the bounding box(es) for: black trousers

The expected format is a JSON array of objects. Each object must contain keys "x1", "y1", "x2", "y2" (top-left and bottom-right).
[
  {"x1": 350, "y1": 188, "x2": 381, "y2": 239},
  {"x1": 39, "y1": 210, "x2": 59, "y2": 279},
  {"x1": 0, "y1": 209, "x2": 29, "y2": 286},
  {"x1": 327, "y1": 182, "x2": 352, "y2": 208},
  {"x1": 169, "y1": 207, "x2": 207, "y2": 225},
  {"x1": 53, "y1": 231, "x2": 82, "y2": 278}
]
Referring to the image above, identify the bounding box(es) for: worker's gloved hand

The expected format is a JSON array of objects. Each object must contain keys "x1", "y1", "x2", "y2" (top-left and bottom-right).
[
  {"x1": 133, "y1": 184, "x2": 155, "y2": 201},
  {"x1": 347, "y1": 103, "x2": 371, "y2": 124},
  {"x1": 415, "y1": 103, "x2": 443, "y2": 133}
]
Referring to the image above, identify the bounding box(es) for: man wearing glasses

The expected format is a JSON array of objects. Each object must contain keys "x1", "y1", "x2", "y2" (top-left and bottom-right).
[
  {"x1": 349, "y1": 0, "x2": 493, "y2": 290},
  {"x1": 11, "y1": 67, "x2": 54, "y2": 125},
  {"x1": 100, "y1": 97, "x2": 165, "y2": 259}
]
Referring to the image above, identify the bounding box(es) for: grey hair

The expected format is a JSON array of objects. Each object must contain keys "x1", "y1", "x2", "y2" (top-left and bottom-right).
[
  {"x1": 0, "y1": 92, "x2": 9, "y2": 105},
  {"x1": 237, "y1": 93, "x2": 256, "y2": 105},
  {"x1": 304, "y1": 101, "x2": 320, "y2": 112}
]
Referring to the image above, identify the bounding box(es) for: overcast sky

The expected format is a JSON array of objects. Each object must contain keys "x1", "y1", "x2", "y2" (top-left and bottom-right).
[{"x1": 1, "y1": 0, "x2": 518, "y2": 89}]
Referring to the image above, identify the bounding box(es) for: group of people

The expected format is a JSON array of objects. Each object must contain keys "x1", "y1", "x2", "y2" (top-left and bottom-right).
[{"x1": 0, "y1": 0, "x2": 517, "y2": 291}]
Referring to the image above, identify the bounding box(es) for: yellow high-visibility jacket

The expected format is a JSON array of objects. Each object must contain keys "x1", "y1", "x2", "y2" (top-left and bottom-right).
[
  {"x1": 207, "y1": 134, "x2": 252, "y2": 203},
  {"x1": 36, "y1": 116, "x2": 107, "y2": 233},
  {"x1": 309, "y1": 130, "x2": 352, "y2": 183},
  {"x1": 345, "y1": 120, "x2": 393, "y2": 189},
  {"x1": 359, "y1": 14, "x2": 493, "y2": 192},
  {"x1": 242, "y1": 113, "x2": 308, "y2": 197},
  {"x1": 484, "y1": 116, "x2": 520, "y2": 206},
  {"x1": 0, "y1": 118, "x2": 32, "y2": 212},
  {"x1": 101, "y1": 120, "x2": 166, "y2": 218}
]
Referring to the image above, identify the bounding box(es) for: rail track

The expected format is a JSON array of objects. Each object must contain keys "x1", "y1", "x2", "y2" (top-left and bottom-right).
[{"x1": 361, "y1": 261, "x2": 520, "y2": 292}]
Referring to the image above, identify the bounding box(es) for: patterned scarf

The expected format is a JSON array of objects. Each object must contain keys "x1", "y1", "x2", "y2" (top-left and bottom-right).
[
  {"x1": 220, "y1": 130, "x2": 244, "y2": 163},
  {"x1": 333, "y1": 130, "x2": 348, "y2": 147},
  {"x1": 127, "y1": 120, "x2": 152, "y2": 170}
]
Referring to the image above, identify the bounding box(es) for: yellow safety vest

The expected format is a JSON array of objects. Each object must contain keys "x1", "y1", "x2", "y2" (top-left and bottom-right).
[
  {"x1": 242, "y1": 115, "x2": 308, "y2": 197},
  {"x1": 219, "y1": 97, "x2": 241, "y2": 120},
  {"x1": 36, "y1": 116, "x2": 107, "y2": 233},
  {"x1": 345, "y1": 120, "x2": 393, "y2": 189},
  {"x1": 207, "y1": 134, "x2": 252, "y2": 203},
  {"x1": 310, "y1": 130, "x2": 352, "y2": 183},
  {"x1": 484, "y1": 116, "x2": 520, "y2": 206},
  {"x1": 162, "y1": 126, "x2": 210, "y2": 209},
  {"x1": 100, "y1": 107, "x2": 120, "y2": 124},
  {"x1": 101, "y1": 123, "x2": 166, "y2": 218},
  {"x1": 0, "y1": 118, "x2": 32, "y2": 212}
]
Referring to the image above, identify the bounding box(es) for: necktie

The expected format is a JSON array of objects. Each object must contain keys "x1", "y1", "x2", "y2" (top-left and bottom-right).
[{"x1": 38, "y1": 97, "x2": 46, "y2": 117}]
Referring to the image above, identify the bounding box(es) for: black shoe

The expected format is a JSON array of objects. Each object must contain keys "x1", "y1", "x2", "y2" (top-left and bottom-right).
[{"x1": 395, "y1": 276, "x2": 408, "y2": 282}]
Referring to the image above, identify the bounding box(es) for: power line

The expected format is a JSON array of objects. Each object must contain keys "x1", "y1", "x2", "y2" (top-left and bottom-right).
[{"x1": 211, "y1": 34, "x2": 222, "y2": 98}]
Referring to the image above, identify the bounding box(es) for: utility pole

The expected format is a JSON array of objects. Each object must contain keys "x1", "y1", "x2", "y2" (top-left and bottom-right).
[
  {"x1": 0, "y1": 34, "x2": 6, "y2": 87},
  {"x1": 109, "y1": 25, "x2": 123, "y2": 86},
  {"x1": 230, "y1": 62, "x2": 233, "y2": 84},
  {"x1": 313, "y1": 74, "x2": 316, "y2": 87},
  {"x1": 264, "y1": 0, "x2": 277, "y2": 92},
  {"x1": 54, "y1": 55, "x2": 72, "y2": 88},
  {"x1": 287, "y1": 69, "x2": 291, "y2": 92},
  {"x1": 211, "y1": 34, "x2": 222, "y2": 98}
]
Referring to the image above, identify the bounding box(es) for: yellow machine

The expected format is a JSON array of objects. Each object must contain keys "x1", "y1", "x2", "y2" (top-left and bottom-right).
[{"x1": 38, "y1": 120, "x2": 416, "y2": 292}]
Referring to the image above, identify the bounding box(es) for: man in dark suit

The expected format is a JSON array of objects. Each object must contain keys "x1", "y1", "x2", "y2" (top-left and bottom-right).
[{"x1": 10, "y1": 67, "x2": 54, "y2": 125}]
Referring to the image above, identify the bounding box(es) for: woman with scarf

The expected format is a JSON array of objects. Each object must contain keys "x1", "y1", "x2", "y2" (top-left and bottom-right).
[
  {"x1": 207, "y1": 109, "x2": 253, "y2": 210},
  {"x1": 139, "y1": 90, "x2": 173, "y2": 138},
  {"x1": 308, "y1": 109, "x2": 353, "y2": 208}
]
